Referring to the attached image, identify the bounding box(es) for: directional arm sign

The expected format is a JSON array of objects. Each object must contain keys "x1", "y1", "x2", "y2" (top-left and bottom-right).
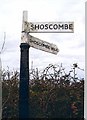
[
  {"x1": 28, "y1": 35, "x2": 59, "y2": 55},
  {"x1": 23, "y1": 21, "x2": 74, "y2": 33},
  {"x1": 21, "y1": 11, "x2": 74, "y2": 54}
]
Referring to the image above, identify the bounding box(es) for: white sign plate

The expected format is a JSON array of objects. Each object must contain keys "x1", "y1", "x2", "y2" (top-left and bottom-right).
[
  {"x1": 27, "y1": 35, "x2": 59, "y2": 54},
  {"x1": 23, "y1": 21, "x2": 74, "y2": 33}
]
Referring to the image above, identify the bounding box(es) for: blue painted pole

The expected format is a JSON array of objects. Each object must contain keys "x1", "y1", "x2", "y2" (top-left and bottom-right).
[{"x1": 19, "y1": 43, "x2": 30, "y2": 119}]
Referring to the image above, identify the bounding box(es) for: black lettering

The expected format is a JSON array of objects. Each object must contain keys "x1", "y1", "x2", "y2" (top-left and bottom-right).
[
  {"x1": 51, "y1": 47, "x2": 55, "y2": 51},
  {"x1": 45, "y1": 24, "x2": 48, "y2": 30},
  {"x1": 55, "y1": 48, "x2": 59, "y2": 52},
  {"x1": 49, "y1": 24, "x2": 53, "y2": 30},
  {"x1": 65, "y1": 24, "x2": 68, "y2": 29},
  {"x1": 30, "y1": 24, "x2": 34, "y2": 30},
  {"x1": 30, "y1": 39, "x2": 35, "y2": 43},
  {"x1": 38, "y1": 42, "x2": 42, "y2": 46},
  {"x1": 53, "y1": 24, "x2": 58, "y2": 30},
  {"x1": 46, "y1": 45, "x2": 50, "y2": 49},
  {"x1": 36, "y1": 41, "x2": 39, "y2": 45},
  {"x1": 34, "y1": 41, "x2": 37, "y2": 44},
  {"x1": 40, "y1": 24, "x2": 44, "y2": 30},
  {"x1": 51, "y1": 47, "x2": 58, "y2": 51},
  {"x1": 58, "y1": 24, "x2": 64, "y2": 29},
  {"x1": 34, "y1": 41, "x2": 42, "y2": 46},
  {"x1": 42, "y1": 43, "x2": 50, "y2": 49},
  {"x1": 35, "y1": 24, "x2": 39, "y2": 30},
  {"x1": 69, "y1": 24, "x2": 73, "y2": 30}
]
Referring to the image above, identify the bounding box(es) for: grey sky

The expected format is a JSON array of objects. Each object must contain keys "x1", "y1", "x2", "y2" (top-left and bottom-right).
[{"x1": 0, "y1": 0, "x2": 85, "y2": 78}]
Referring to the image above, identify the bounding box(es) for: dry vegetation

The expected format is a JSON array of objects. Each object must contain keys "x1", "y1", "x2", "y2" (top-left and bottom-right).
[{"x1": 2, "y1": 64, "x2": 84, "y2": 119}]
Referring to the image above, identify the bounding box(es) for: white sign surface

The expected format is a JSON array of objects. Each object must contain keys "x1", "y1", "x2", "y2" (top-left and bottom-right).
[
  {"x1": 28, "y1": 35, "x2": 59, "y2": 54},
  {"x1": 23, "y1": 21, "x2": 74, "y2": 33}
]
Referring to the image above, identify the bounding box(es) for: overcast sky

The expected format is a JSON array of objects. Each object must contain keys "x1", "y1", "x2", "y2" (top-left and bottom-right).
[{"x1": 0, "y1": 0, "x2": 85, "y2": 78}]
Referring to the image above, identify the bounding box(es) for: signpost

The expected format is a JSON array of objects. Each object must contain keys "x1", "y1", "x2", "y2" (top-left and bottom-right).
[
  {"x1": 19, "y1": 43, "x2": 30, "y2": 118},
  {"x1": 23, "y1": 21, "x2": 74, "y2": 33},
  {"x1": 19, "y1": 11, "x2": 30, "y2": 119},
  {"x1": 29, "y1": 35, "x2": 59, "y2": 54},
  {"x1": 19, "y1": 10, "x2": 74, "y2": 119}
]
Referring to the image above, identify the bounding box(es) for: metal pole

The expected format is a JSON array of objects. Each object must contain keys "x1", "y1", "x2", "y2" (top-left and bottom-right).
[
  {"x1": 19, "y1": 43, "x2": 30, "y2": 118},
  {"x1": 19, "y1": 11, "x2": 30, "y2": 119}
]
